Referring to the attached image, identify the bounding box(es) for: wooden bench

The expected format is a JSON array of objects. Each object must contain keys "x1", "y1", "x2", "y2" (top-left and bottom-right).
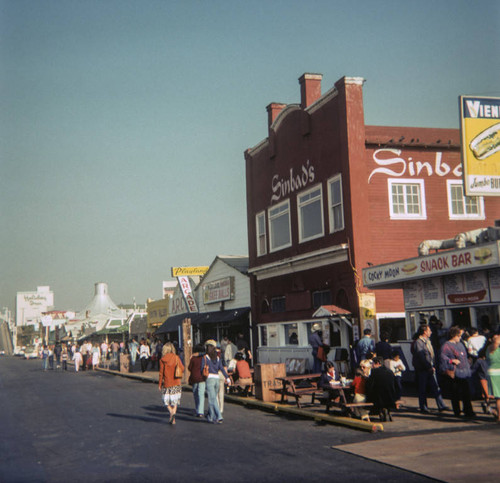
[
  {"x1": 314, "y1": 384, "x2": 374, "y2": 417},
  {"x1": 275, "y1": 374, "x2": 322, "y2": 408}
]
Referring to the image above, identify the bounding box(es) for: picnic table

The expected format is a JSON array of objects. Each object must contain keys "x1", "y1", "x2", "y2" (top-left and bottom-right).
[
  {"x1": 275, "y1": 373, "x2": 322, "y2": 408},
  {"x1": 318, "y1": 382, "x2": 373, "y2": 417}
]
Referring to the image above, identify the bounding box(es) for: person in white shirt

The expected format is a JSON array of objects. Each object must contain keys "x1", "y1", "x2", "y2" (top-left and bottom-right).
[
  {"x1": 389, "y1": 351, "x2": 406, "y2": 400},
  {"x1": 466, "y1": 329, "x2": 486, "y2": 361}
]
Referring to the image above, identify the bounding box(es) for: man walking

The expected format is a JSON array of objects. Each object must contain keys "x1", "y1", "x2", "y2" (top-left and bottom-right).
[{"x1": 412, "y1": 324, "x2": 448, "y2": 413}]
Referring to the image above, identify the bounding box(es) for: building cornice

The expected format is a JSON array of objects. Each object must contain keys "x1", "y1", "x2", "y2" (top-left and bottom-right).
[{"x1": 249, "y1": 243, "x2": 349, "y2": 280}]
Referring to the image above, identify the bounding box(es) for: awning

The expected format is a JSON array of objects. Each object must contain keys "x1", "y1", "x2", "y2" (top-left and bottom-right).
[
  {"x1": 312, "y1": 305, "x2": 352, "y2": 328},
  {"x1": 195, "y1": 307, "x2": 250, "y2": 326},
  {"x1": 155, "y1": 307, "x2": 251, "y2": 335}
]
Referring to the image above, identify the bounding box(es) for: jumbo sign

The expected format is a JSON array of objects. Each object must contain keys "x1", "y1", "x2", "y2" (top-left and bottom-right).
[{"x1": 363, "y1": 242, "x2": 500, "y2": 288}]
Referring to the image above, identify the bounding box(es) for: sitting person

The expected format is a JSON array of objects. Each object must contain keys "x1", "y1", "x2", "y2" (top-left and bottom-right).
[
  {"x1": 319, "y1": 361, "x2": 339, "y2": 389},
  {"x1": 233, "y1": 352, "x2": 253, "y2": 396},
  {"x1": 366, "y1": 357, "x2": 398, "y2": 421},
  {"x1": 352, "y1": 360, "x2": 371, "y2": 421}
]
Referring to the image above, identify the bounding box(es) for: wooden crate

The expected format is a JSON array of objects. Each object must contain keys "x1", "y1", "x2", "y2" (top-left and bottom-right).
[{"x1": 254, "y1": 363, "x2": 286, "y2": 402}]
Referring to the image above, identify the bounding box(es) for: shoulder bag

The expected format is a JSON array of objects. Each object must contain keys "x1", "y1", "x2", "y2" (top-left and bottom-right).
[{"x1": 174, "y1": 356, "x2": 184, "y2": 379}]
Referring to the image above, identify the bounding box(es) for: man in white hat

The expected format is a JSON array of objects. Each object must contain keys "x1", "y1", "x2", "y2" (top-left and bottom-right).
[{"x1": 309, "y1": 323, "x2": 325, "y2": 373}]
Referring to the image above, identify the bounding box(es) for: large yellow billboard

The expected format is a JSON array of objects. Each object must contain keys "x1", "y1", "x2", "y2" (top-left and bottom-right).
[{"x1": 460, "y1": 96, "x2": 500, "y2": 196}]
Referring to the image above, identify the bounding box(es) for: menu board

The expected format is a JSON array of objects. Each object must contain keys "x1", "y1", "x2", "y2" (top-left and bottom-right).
[
  {"x1": 488, "y1": 268, "x2": 500, "y2": 302},
  {"x1": 443, "y1": 271, "x2": 489, "y2": 305},
  {"x1": 404, "y1": 278, "x2": 445, "y2": 309}
]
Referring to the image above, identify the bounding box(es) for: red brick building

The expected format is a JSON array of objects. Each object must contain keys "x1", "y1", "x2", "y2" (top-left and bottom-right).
[{"x1": 244, "y1": 73, "x2": 500, "y2": 367}]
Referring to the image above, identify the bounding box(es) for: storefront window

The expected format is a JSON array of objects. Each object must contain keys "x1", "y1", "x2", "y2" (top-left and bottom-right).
[
  {"x1": 284, "y1": 323, "x2": 299, "y2": 345},
  {"x1": 260, "y1": 324, "x2": 279, "y2": 347}
]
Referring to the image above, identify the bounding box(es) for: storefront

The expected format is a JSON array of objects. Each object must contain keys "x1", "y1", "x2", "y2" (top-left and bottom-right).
[
  {"x1": 155, "y1": 256, "x2": 252, "y2": 351},
  {"x1": 363, "y1": 233, "x2": 500, "y2": 366}
]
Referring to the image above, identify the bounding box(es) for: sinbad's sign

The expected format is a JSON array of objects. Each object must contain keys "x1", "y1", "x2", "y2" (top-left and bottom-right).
[
  {"x1": 363, "y1": 242, "x2": 500, "y2": 288},
  {"x1": 460, "y1": 96, "x2": 500, "y2": 196}
]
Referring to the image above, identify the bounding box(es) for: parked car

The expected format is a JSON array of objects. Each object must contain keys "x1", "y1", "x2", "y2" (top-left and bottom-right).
[{"x1": 24, "y1": 347, "x2": 39, "y2": 359}]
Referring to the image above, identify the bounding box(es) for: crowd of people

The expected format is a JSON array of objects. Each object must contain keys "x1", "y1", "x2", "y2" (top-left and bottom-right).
[
  {"x1": 37, "y1": 322, "x2": 500, "y2": 426},
  {"x1": 313, "y1": 321, "x2": 500, "y2": 423},
  {"x1": 37, "y1": 336, "x2": 167, "y2": 373}
]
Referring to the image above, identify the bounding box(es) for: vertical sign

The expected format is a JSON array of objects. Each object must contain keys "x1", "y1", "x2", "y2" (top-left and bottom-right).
[
  {"x1": 177, "y1": 276, "x2": 198, "y2": 313},
  {"x1": 460, "y1": 96, "x2": 500, "y2": 196}
]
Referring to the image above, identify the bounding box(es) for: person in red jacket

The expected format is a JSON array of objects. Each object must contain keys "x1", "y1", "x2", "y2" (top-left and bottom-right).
[{"x1": 159, "y1": 342, "x2": 184, "y2": 425}]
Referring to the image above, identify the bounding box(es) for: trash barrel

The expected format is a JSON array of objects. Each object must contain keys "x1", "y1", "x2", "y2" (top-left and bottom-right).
[
  {"x1": 119, "y1": 354, "x2": 131, "y2": 373},
  {"x1": 254, "y1": 363, "x2": 286, "y2": 402}
]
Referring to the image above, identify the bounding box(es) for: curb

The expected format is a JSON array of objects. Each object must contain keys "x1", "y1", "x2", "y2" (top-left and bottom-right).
[{"x1": 97, "y1": 367, "x2": 383, "y2": 433}]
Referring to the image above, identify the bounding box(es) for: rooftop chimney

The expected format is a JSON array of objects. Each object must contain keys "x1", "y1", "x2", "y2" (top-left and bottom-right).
[
  {"x1": 299, "y1": 73, "x2": 323, "y2": 109},
  {"x1": 267, "y1": 102, "x2": 287, "y2": 128}
]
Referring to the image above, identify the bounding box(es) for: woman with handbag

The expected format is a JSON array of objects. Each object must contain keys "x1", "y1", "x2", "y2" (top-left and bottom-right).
[
  {"x1": 159, "y1": 342, "x2": 184, "y2": 425},
  {"x1": 440, "y1": 326, "x2": 475, "y2": 418},
  {"x1": 201, "y1": 340, "x2": 231, "y2": 424}
]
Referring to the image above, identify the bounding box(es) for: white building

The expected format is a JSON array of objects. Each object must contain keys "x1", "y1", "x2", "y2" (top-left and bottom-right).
[{"x1": 16, "y1": 286, "x2": 54, "y2": 327}]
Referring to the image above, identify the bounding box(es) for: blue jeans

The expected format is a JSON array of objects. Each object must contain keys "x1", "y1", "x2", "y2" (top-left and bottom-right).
[
  {"x1": 312, "y1": 355, "x2": 323, "y2": 373},
  {"x1": 42, "y1": 358, "x2": 49, "y2": 370},
  {"x1": 206, "y1": 377, "x2": 222, "y2": 422},
  {"x1": 417, "y1": 369, "x2": 446, "y2": 410},
  {"x1": 193, "y1": 381, "x2": 206, "y2": 416}
]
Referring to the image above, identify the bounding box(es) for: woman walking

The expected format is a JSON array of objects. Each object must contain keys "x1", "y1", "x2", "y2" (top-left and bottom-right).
[
  {"x1": 188, "y1": 344, "x2": 206, "y2": 417},
  {"x1": 201, "y1": 340, "x2": 231, "y2": 424},
  {"x1": 487, "y1": 333, "x2": 500, "y2": 422},
  {"x1": 440, "y1": 326, "x2": 474, "y2": 418},
  {"x1": 91, "y1": 343, "x2": 101, "y2": 370},
  {"x1": 139, "y1": 339, "x2": 151, "y2": 373},
  {"x1": 159, "y1": 342, "x2": 184, "y2": 425}
]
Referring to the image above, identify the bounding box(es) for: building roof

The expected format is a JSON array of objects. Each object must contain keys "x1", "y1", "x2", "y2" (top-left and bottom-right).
[{"x1": 217, "y1": 255, "x2": 249, "y2": 275}]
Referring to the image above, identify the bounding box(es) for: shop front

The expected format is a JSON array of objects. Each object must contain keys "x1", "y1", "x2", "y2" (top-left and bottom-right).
[{"x1": 363, "y1": 235, "x2": 500, "y2": 368}]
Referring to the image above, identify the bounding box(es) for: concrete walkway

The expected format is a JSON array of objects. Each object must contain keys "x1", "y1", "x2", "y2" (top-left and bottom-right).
[{"x1": 99, "y1": 365, "x2": 500, "y2": 482}]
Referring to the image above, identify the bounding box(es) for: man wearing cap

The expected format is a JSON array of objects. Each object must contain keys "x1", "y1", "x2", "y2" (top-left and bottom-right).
[{"x1": 309, "y1": 323, "x2": 325, "y2": 373}]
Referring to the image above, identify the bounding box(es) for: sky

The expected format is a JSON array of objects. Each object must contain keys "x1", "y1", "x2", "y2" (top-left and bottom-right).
[{"x1": 1, "y1": 0, "x2": 499, "y2": 312}]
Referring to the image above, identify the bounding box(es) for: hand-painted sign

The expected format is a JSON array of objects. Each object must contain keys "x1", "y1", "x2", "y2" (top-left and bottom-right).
[
  {"x1": 460, "y1": 96, "x2": 500, "y2": 196},
  {"x1": 177, "y1": 276, "x2": 198, "y2": 313}
]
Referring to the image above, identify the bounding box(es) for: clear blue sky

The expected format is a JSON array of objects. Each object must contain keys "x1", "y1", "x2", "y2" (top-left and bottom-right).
[{"x1": 1, "y1": 0, "x2": 499, "y2": 312}]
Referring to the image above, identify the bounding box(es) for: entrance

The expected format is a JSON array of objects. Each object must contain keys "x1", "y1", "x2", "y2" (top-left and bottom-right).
[{"x1": 451, "y1": 307, "x2": 471, "y2": 327}]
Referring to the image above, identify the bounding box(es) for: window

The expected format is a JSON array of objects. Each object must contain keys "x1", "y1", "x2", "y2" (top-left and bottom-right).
[
  {"x1": 298, "y1": 185, "x2": 324, "y2": 242},
  {"x1": 268, "y1": 200, "x2": 291, "y2": 252},
  {"x1": 328, "y1": 175, "x2": 344, "y2": 232},
  {"x1": 312, "y1": 290, "x2": 332, "y2": 309},
  {"x1": 271, "y1": 296, "x2": 286, "y2": 313},
  {"x1": 256, "y1": 211, "x2": 267, "y2": 256},
  {"x1": 259, "y1": 324, "x2": 279, "y2": 347},
  {"x1": 447, "y1": 180, "x2": 484, "y2": 220},
  {"x1": 284, "y1": 323, "x2": 299, "y2": 345},
  {"x1": 388, "y1": 179, "x2": 427, "y2": 219}
]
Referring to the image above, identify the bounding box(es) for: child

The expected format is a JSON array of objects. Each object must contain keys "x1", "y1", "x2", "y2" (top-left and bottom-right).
[
  {"x1": 389, "y1": 351, "x2": 406, "y2": 401},
  {"x1": 473, "y1": 347, "x2": 491, "y2": 414},
  {"x1": 352, "y1": 360, "x2": 371, "y2": 421},
  {"x1": 73, "y1": 349, "x2": 83, "y2": 372},
  {"x1": 61, "y1": 345, "x2": 68, "y2": 371}
]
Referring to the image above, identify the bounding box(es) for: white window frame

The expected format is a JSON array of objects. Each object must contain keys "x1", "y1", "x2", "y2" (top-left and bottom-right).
[
  {"x1": 297, "y1": 184, "x2": 324, "y2": 243},
  {"x1": 256, "y1": 211, "x2": 267, "y2": 256},
  {"x1": 388, "y1": 178, "x2": 427, "y2": 220},
  {"x1": 268, "y1": 199, "x2": 292, "y2": 252},
  {"x1": 328, "y1": 174, "x2": 344, "y2": 233},
  {"x1": 446, "y1": 180, "x2": 485, "y2": 220}
]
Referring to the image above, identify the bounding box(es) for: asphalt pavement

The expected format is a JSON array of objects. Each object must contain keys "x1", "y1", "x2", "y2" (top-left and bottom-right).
[{"x1": 1, "y1": 356, "x2": 498, "y2": 483}]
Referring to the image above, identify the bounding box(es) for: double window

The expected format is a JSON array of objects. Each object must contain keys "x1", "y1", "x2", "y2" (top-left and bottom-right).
[
  {"x1": 269, "y1": 200, "x2": 291, "y2": 252},
  {"x1": 328, "y1": 175, "x2": 344, "y2": 232},
  {"x1": 388, "y1": 179, "x2": 427, "y2": 220},
  {"x1": 298, "y1": 185, "x2": 324, "y2": 242},
  {"x1": 447, "y1": 180, "x2": 484, "y2": 219}
]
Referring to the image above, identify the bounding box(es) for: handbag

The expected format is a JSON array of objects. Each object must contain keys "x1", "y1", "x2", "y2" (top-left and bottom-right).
[
  {"x1": 444, "y1": 368, "x2": 455, "y2": 379},
  {"x1": 317, "y1": 345, "x2": 327, "y2": 362},
  {"x1": 174, "y1": 356, "x2": 184, "y2": 379},
  {"x1": 202, "y1": 356, "x2": 210, "y2": 378}
]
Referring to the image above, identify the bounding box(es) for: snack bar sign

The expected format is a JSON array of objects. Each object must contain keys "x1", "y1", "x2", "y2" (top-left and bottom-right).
[
  {"x1": 460, "y1": 96, "x2": 500, "y2": 196},
  {"x1": 363, "y1": 242, "x2": 500, "y2": 288}
]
